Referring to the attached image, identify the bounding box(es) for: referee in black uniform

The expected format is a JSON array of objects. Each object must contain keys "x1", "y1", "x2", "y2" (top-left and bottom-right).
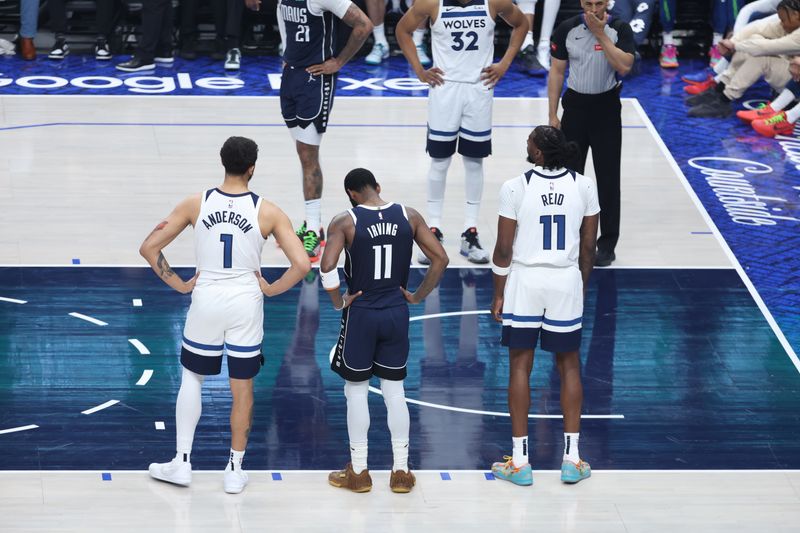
[{"x1": 548, "y1": 0, "x2": 634, "y2": 267}]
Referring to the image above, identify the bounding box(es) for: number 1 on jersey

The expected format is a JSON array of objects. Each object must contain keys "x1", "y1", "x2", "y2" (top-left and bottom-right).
[
  {"x1": 372, "y1": 244, "x2": 393, "y2": 280},
  {"x1": 220, "y1": 233, "x2": 233, "y2": 268},
  {"x1": 540, "y1": 215, "x2": 566, "y2": 250}
]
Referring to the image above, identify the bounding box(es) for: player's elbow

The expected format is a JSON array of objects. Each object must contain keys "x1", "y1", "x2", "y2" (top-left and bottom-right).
[
  {"x1": 354, "y1": 19, "x2": 373, "y2": 40},
  {"x1": 434, "y1": 252, "x2": 449, "y2": 270},
  {"x1": 138, "y1": 242, "x2": 153, "y2": 261}
]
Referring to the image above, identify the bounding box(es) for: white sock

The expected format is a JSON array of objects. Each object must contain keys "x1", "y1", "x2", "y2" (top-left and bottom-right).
[
  {"x1": 227, "y1": 448, "x2": 245, "y2": 471},
  {"x1": 344, "y1": 380, "x2": 370, "y2": 474},
  {"x1": 512, "y1": 436, "x2": 528, "y2": 467},
  {"x1": 786, "y1": 104, "x2": 800, "y2": 124},
  {"x1": 176, "y1": 367, "x2": 204, "y2": 458},
  {"x1": 771, "y1": 88, "x2": 795, "y2": 112},
  {"x1": 563, "y1": 432, "x2": 580, "y2": 463},
  {"x1": 413, "y1": 29, "x2": 425, "y2": 47},
  {"x1": 712, "y1": 57, "x2": 729, "y2": 75},
  {"x1": 539, "y1": 0, "x2": 560, "y2": 45},
  {"x1": 427, "y1": 157, "x2": 451, "y2": 229},
  {"x1": 381, "y1": 379, "x2": 410, "y2": 472},
  {"x1": 522, "y1": 31, "x2": 534, "y2": 49},
  {"x1": 712, "y1": 33, "x2": 723, "y2": 46},
  {"x1": 462, "y1": 156, "x2": 483, "y2": 231},
  {"x1": 662, "y1": 32, "x2": 674, "y2": 46},
  {"x1": 304, "y1": 199, "x2": 321, "y2": 234},
  {"x1": 373, "y1": 23, "x2": 388, "y2": 47}
]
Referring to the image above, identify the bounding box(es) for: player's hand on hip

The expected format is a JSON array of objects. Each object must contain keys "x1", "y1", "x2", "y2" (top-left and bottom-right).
[
  {"x1": 339, "y1": 290, "x2": 363, "y2": 309},
  {"x1": 401, "y1": 287, "x2": 422, "y2": 304},
  {"x1": 244, "y1": 0, "x2": 261, "y2": 11},
  {"x1": 418, "y1": 67, "x2": 444, "y2": 87},
  {"x1": 180, "y1": 272, "x2": 200, "y2": 294},
  {"x1": 481, "y1": 63, "x2": 507, "y2": 88},
  {"x1": 491, "y1": 296, "x2": 504, "y2": 323},
  {"x1": 306, "y1": 58, "x2": 342, "y2": 76},
  {"x1": 255, "y1": 271, "x2": 274, "y2": 297}
]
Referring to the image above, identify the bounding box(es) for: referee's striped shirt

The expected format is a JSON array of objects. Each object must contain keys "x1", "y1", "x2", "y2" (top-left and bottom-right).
[{"x1": 550, "y1": 15, "x2": 635, "y2": 95}]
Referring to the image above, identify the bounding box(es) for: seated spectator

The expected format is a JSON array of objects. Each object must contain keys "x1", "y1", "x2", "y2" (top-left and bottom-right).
[
  {"x1": 116, "y1": 0, "x2": 174, "y2": 71},
  {"x1": 686, "y1": 0, "x2": 800, "y2": 118},
  {"x1": 18, "y1": 0, "x2": 39, "y2": 60},
  {"x1": 180, "y1": 0, "x2": 244, "y2": 70},
  {"x1": 47, "y1": 0, "x2": 116, "y2": 60}
]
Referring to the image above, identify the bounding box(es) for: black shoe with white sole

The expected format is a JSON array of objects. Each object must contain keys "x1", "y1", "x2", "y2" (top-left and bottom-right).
[
  {"x1": 48, "y1": 38, "x2": 69, "y2": 60},
  {"x1": 224, "y1": 48, "x2": 241, "y2": 70},
  {"x1": 94, "y1": 38, "x2": 111, "y2": 60},
  {"x1": 595, "y1": 249, "x2": 616, "y2": 267},
  {"x1": 116, "y1": 57, "x2": 156, "y2": 72}
]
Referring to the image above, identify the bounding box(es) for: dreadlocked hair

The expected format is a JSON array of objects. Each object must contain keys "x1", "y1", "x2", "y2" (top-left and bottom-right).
[
  {"x1": 778, "y1": 0, "x2": 800, "y2": 14},
  {"x1": 531, "y1": 125, "x2": 579, "y2": 170}
]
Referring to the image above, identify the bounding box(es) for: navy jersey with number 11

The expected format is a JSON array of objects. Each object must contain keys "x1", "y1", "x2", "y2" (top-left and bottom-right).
[{"x1": 344, "y1": 203, "x2": 413, "y2": 309}]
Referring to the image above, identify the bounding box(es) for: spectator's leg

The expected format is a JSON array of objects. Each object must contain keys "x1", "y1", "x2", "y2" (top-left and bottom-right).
[
  {"x1": 19, "y1": 0, "x2": 40, "y2": 59},
  {"x1": 95, "y1": 0, "x2": 115, "y2": 39}
]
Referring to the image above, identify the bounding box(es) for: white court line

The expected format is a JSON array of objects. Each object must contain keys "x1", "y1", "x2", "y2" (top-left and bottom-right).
[
  {"x1": 132, "y1": 299, "x2": 142, "y2": 307},
  {"x1": 128, "y1": 339, "x2": 150, "y2": 355},
  {"x1": 154, "y1": 421, "x2": 165, "y2": 430},
  {"x1": 81, "y1": 400, "x2": 119, "y2": 415},
  {"x1": 632, "y1": 99, "x2": 800, "y2": 375},
  {"x1": 68, "y1": 312, "x2": 108, "y2": 326},
  {"x1": 0, "y1": 296, "x2": 27, "y2": 304},
  {"x1": 410, "y1": 310, "x2": 489, "y2": 321},
  {"x1": 0, "y1": 424, "x2": 39, "y2": 435},
  {"x1": 135, "y1": 370, "x2": 153, "y2": 386}
]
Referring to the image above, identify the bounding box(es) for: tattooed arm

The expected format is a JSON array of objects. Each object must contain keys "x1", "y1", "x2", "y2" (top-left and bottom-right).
[{"x1": 139, "y1": 194, "x2": 201, "y2": 294}]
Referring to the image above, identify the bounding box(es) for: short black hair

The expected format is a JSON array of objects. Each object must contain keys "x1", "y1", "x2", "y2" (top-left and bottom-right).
[
  {"x1": 778, "y1": 0, "x2": 800, "y2": 12},
  {"x1": 220, "y1": 136, "x2": 258, "y2": 175},
  {"x1": 344, "y1": 168, "x2": 378, "y2": 193},
  {"x1": 531, "y1": 126, "x2": 579, "y2": 170}
]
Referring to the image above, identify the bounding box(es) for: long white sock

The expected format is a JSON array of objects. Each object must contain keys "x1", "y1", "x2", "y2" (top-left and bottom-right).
[
  {"x1": 381, "y1": 378, "x2": 410, "y2": 472},
  {"x1": 712, "y1": 33, "x2": 723, "y2": 46},
  {"x1": 539, "y1": 0, "x2": 560, "y2": 45},
  {"x1": 462, "y1": 156, "x2": 484, "y2": 231},
  {"x1": 413, "y1": 29, "x2": 425, "y2": 46},
  {"x1": 373, "y1": 23, "x2": 388, "y2": 47},
  {"x1": 305, "y1": 199, "x2": 321, "y2": 234},
  {"x1": 771, "y1": 88, "x2": 795, "y2": 112},
  {"x1": 512, "y1": 436, "x2": 528, "y2": 467},
  {"x1": 176, "y1": 367, "x2": 204, "y2": 459},
  {"x1": 427, "y1": 157, "x2": 451, "y2": 229},
  {"x1": 227, "y1": 448, "x2": 245, "y2": 471},
  {"x1": 786, "y1": 104, "x2": 800, "y2": 124},
  {"x1": 563, "y1": 432, "x2": 580, "y2": 463},
  {"x1": 344, "y1": 380, "x2": 370, "y2": 473},
  {"x1": 662, "y1": 32, "x2": 674, "y2": 46}
]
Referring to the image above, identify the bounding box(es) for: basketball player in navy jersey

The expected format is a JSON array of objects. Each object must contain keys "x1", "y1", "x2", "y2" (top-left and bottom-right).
[
  {"x1": 490, "y1": 126, "x2": 599, "y2": 486},
  {"x1": 246, "y1": 0, "x2": 372, "y2": 262},
  {"x1": 397, "y1": 0, "x2": 527, "y2": 264},
  {"x1": 319, "y1": 168, "x2": 448, "y2": 493},
  {"x1": 139, "y1": 137, "x2": 311, "y2": 494}
]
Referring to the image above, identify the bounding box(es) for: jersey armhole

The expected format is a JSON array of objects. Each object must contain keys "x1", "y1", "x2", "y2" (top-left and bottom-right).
[
  {"x1": 347, "y1": 208, "x2": 357, "y2": 224},
  {"x1": 400, "y1": 204, "x2": 409, "y2": 221},
  {"x1": 255, "y1": 197, "x2": 268, "y2": 241}
]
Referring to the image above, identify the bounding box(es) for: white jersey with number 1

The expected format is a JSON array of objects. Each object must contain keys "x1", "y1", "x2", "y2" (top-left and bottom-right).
[
  {"x1": 430, "y1": 0, "x2": 496, "y2": 83},
  {"x1": 194, "y1": 188, "x2": 266, "y2": 281},
  {"x1": 498, "y1": 165, "x2": 600, "y2": 269}
]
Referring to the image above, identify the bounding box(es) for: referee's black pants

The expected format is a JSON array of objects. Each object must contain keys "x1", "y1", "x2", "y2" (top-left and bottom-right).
[{"x1": 561, "y1": 86, "x2": 621, "y2": 254}]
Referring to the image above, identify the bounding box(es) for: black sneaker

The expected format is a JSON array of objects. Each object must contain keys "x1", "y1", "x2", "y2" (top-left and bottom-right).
[
  {"x1": 688, "y1": 94, "x2": 732, "y2": 118},
  {"x1": 155, "y1": 51, "x2": 174, "y2": 65},
  {"x1": 224, "y1": 48, "x2": 241, "y2": 70},
  {"x1": 417, "y1": 227, "x2": 443, "y2": 265},
  {"x1": 595, "y1": 249, "x2": 615, "y2": 267},
  {"x1": 94, "y1": 38, "x2": 111, "y2": 60},
  {"x1": 180, "y1": 40, "x2": 197, "y2": 60},
  {"x1": 685, "y1": 88, "x2": 720, "y2": 107},
  {"x1": 48, "y1": 38, "x2": 69, "y2": 60},
  {"x1": 518, "y1": 44, "x2": 546, "y2": 77},
  {"x1": 116, "y1": 57, "x2": 156, "y2": 72}
]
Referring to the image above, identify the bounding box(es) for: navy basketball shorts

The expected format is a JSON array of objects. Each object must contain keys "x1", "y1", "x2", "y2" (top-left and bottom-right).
[
  {"x1": 280, "y1": 65, "x2": 336, "y2": 135},
  {"x1": 426, "y1": 80, "x2": 493, "y2": 159},
  {"x1": 331, "y1": 305, "x2": 410, "y2": 382},
  {"x1": 181, "y1": 275, "x2": 265, "y2": 380},
  {"x1": 501, "y1": 266, "x2": 584, "y2": 353}
]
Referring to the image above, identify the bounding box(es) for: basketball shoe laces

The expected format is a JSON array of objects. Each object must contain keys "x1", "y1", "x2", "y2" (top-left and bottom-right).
[
  {"x1": 765, "y1": 112, "x2": 788, "y2": 126},
  {"x1": 464, "y1": 229, "x2": 484, "y2": 249},
  {"x1": 303, "y1": 230, "x2": 319, "y2": 253}
]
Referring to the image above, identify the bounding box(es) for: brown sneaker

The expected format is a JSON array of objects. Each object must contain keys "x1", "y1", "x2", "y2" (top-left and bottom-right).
[
  {"x1": 389, "y1": 469, "x2": 416, "y2": 493},
  {"x1": 328, "y1": 463, "x2": 372, "y2": 493}
]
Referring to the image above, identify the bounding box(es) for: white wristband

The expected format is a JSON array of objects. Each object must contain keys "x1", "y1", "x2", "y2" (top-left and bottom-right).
[
  {"x1": 492, "y1": 263, "x2": 510, "y2": 276},
  {"x1": 320, "y1": 268, "x2": 340, "y2": 290}
]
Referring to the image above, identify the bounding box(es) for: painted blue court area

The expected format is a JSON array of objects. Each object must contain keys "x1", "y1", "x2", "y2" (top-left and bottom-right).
[{"x1": 1, "y1": 266, "x2": 798, "y2": 471}]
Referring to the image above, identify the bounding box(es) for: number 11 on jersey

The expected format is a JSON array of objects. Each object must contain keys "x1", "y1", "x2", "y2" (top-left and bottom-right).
[{"x1": 373, "y1": 244, "x2": 393, "y2": 280}]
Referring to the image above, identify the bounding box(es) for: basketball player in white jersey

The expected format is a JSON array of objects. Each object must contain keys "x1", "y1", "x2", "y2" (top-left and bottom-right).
[
  {"x1": 396, "y1": 0, "x2": 527, "y2": 265},
  {"x1": 139, "y1": 137, "x2": 311, "y2": 494},
  {"x1": 490, "y1": 126, "x2": 599, "y2": 486}
]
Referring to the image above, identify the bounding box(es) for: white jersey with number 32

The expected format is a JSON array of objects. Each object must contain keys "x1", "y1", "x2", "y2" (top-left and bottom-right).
[
  {"x1": 431, "y1": 0, "x2": 495, "y2": 83},
  {"x1": 194, "y1": 188, "x2": 266, "y2": 280},
  {"x1": 498, "y1": 165, "x2": 600, "y2": 268}
]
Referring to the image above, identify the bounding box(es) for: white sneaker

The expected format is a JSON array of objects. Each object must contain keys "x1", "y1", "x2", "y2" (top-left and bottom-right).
[
  {"x1": 224, "y1": 468, "x2": 249, "y2": 494},
  {"x1": 460, "y1": 227, "x2": 490, "y2": 264},
  {"x1": 149, "y1": 458, "x2": 192, "y2": 486},
  {"x1": 365, "y1": 41, "x2": 389, "y2": 65},
  {"x1": 536, "y1": 44, "x2": 551, "y2": 71},
  {"x1": 416, "y1": 44, "x2": 431, "y2": 67}
]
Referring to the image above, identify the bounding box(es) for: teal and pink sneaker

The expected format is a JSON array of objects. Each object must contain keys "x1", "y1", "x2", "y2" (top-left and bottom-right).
[
  {"x1": 709, "y1": 46, "x2": 723, "y2": 68},
  {"x1": 561, "y1": 459, "x2": 591, "y2": 484},
  {"x1": 659, "y1": 44, "x2": 678, "y2": 68},
  {"x1": 491, "y1": 456, "x2": 533, "y2": 486}
]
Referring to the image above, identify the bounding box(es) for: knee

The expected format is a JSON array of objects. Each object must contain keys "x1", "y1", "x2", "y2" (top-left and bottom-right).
[
  {"x1": 380, "y1": 378, "x2": 405, "y2": 401},
  {"x1": 344, "y1": 380, "x2": 369, "y2": 401},
  {"x1": 296, "y1": 142, "x2": 319, "y2": 167}
]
